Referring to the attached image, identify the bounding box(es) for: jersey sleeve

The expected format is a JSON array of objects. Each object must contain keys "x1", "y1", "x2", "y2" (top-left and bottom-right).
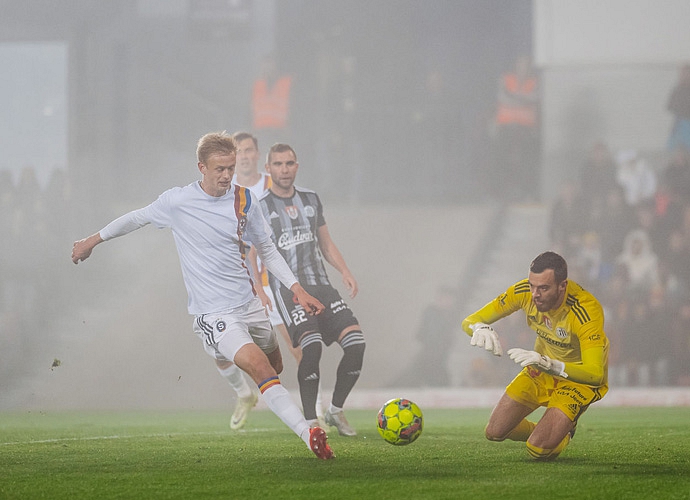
[
  {"x1": 562, "y1": 295, "x2": 608, "y2": 385},
  {"x1": 244, "y1": 193, "x2": 297, "y2": 290},
  {"x1": 99, "y1": 190, "x2": 175, "y2": 240},
  {"x1": 315, "y1": 192, "x2": 326, "y2": 228},
  {"x1": 461, "y1": 280, "x2": 530, "y2": 336}
]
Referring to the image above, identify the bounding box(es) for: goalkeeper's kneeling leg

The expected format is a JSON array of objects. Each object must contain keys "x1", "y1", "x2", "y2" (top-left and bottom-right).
[{"x1": 526, "y1": 433, "x2": 570, "y2": 461}]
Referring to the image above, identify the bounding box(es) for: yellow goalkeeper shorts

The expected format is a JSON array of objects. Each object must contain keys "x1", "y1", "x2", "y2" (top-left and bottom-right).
[{"x1": 505, "y1": 367, "x2": 608, "y2": 421}]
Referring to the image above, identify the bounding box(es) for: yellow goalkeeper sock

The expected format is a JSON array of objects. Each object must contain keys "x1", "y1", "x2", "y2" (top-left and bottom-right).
[
  {"x1": 526, "y1": 433, "x2": 570, "y2": 461},
  {"x1": 505, "y1": 419, "x2": 536, "y2": 442}
]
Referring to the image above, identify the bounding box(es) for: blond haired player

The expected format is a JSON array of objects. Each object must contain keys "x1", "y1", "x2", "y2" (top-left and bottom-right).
[
  {"x1": 462, "y1": 251, "x2": 608, "y2": 460},
  {"x1": 72, "y1": 131, "x2": 334, "y2": 459}
]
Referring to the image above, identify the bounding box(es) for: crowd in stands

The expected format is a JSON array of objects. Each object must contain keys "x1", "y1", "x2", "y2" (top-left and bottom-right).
[{"x1": 549, "y1": 143, "x2": 690, "y2": 386}]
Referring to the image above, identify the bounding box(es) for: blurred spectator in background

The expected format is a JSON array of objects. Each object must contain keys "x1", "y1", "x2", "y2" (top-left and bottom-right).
[
  {"x1": 401, "y1": 285, "x2": 459, "y2": 387},
  {"x1": 548, "y1": 180, "x2": 587, "y2": 262},
  {"x1": 666, "y1": 63, "x2": 690, "y2": 152},
  {"x1": 579, "y1": 141, "x2": 618, "y2": 209},
  {"x1": 615, "y1": 229, "x2": 660, "y2": 294},
  {"x1": 490, "y1": 54, "x2": 540, "y2": 202},
  {"x1": 252, "y1": 53, "x2": 292, "y2": 147},
  {"x1": 615, "y1": 149, "x2": 657, "y2": 207},
  {"x1": 616, "y1": 295, "x2": 654, "y2": 386},
  {"x1": 589, "y1": 185, "x2": 636, "y2": 282}
]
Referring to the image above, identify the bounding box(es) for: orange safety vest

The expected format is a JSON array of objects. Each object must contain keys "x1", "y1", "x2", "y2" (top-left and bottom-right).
[
  {"x1": 496, "y1": 72, "x2": 537, "y2": 127},
  {"x1": 252, "y1": 75, "x2": 291, "y2": 129}
]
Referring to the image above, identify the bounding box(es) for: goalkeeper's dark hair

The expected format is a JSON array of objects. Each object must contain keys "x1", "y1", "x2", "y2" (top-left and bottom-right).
[{"x1": 530, "y1": 251, "x2": 568, "y2": 284}]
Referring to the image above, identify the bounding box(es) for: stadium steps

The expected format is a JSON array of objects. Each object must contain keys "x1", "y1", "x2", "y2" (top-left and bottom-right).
[{"x1": 460, "y1": 202, "x2": 550, "y2": 313}]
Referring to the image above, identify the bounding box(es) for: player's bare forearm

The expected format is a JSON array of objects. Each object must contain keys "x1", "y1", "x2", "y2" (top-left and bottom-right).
[
  {"x1": 256, "y1": 285, "x2": 273, "y2": 311},
  {"x1": 290, "y1": 283, "x2": 325, "y2": 315},
  {"x1": 72, "y1": 233, "x2": 103, "y2": 264}
]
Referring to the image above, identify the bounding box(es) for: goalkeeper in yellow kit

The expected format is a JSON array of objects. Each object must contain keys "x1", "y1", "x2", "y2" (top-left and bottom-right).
[{"x1": 462, "y1": 251, "x2": 609, "y2": 460}]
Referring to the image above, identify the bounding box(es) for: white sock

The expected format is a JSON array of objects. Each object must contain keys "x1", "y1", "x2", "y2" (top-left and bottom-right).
[
  {"x1": 328, "y1": 403, "x2": 343, "y2": 414},
  {"x1": 261, "y1": 381, "x2": 311, "y2": 446},
  {"x1": 217, "y1": 364, "x2": 252, "y2": 399}
]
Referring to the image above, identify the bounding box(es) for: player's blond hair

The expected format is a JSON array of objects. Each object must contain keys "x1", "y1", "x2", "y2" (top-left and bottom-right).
[{"x1": 196, "y1": 131, "x2": 236, "y2": 165}]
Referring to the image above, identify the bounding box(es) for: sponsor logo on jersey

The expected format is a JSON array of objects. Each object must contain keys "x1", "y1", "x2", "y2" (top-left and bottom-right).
[
  {"x1": 556, "y1": 327, "x2": 568, "y2": 339},
  {"x1": 278, "y1": 230, "x2": 314, "y2": 250},
  {"x1": 304, "y1": 205, "x2": 315, "y2": 217},
  {"x1": 544, "y1": 316, "x2": 552, "y2": 329},
  {"x1": 285, "y1": 205, "x2": 299, "y2": 219},
  {"x1": 269, "y1": 211, "x2": 280, "y2": 219}
]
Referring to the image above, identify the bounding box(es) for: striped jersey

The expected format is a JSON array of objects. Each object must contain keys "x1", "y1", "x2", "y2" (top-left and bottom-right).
[{"x1": 258, "y1": 186, "x2": 330, "y2": 288}]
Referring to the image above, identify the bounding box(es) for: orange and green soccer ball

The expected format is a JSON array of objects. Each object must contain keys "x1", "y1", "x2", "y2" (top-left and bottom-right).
[{"x1": 377, "y1": 398, "x2": 423, "y2": 445}]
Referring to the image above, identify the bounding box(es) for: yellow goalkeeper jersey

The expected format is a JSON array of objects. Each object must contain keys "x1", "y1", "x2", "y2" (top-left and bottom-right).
[{"x1": 462, "y1": 279, "x2": 609, "y2": 388}]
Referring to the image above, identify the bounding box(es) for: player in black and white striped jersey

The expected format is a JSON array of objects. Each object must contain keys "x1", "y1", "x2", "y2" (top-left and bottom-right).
[{"x1": 252, "y1": 143, "x2": 366, "y2": 437}]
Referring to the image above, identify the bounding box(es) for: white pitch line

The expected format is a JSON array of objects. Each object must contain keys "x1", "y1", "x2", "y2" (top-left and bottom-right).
[{"x1": 0, "y1": 428, "x2": 274, "y2": 447}]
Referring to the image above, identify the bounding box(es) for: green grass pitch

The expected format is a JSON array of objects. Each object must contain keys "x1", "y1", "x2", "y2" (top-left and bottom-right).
[{"x1": 1, "y1": 407, "x2": 689, "y2": 499}]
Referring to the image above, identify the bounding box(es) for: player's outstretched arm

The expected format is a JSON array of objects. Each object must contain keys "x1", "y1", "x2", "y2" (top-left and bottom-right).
[
  {"x1": 317, "y1": 224, "x2": 358, "y2": 298},
  {"x1": 72, "y1": 233, "x2": 104, "y2": 264},
  {"x1": 290, "y1": 283, "x2": 325, "y2": 316}
]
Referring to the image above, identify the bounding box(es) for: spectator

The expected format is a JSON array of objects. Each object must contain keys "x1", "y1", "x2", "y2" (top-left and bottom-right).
[
  {"x1": 615, "y1": 149, "x2": 657, "y2": 207},
  {"x1": 549, "y1": 180, "x2": 588, "y2": 261},
  {"x1": 615, "y1": 229, "x2": 660, "y2": 294},
  {"x1": 589, "y1": 185, "x2": 636, "y2": 281},
  {"x1": 666, "y1": 63, "x2": 690, "y2": 152},
  {"x1": 579, "y1": 141, "x2": 618, "y2": 208},
  {"x1": 490, "y1": 54, "x2": 540, "y2": 202}
]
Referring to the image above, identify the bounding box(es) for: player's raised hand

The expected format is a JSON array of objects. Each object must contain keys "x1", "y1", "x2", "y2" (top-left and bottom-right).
[
  {"x1": 290, "y1": 283, "x2": 325, "y2": 315},
  {"x1": 469, "y1": 322, "x2": 503, "y2": 356}
]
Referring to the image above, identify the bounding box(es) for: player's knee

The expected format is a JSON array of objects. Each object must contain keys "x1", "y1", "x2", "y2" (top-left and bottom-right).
[
  {"x1": 484, "y1": 424, "x2": 506, "y2": 442},
  {"x1": 340, "y1": 330, "x2": 365, "y2": 362},
  {"x1": 266, "y1": 348, "x2": 283, "y2": 374}
]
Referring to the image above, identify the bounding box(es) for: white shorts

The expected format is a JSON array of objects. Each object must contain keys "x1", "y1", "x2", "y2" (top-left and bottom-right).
[
  {"x1": 193, "y1": 297, "x2": 278, "y2": 363},
  {"x1": 263, "y1": 284, "x2": 285, "y2": 327}
]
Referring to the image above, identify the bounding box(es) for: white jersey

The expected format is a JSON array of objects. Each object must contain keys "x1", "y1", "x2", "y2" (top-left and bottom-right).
[
  {"x1": 232, "y1": 172, "x2": 272, "y2": 200},
  {"x1": 99, "y1": 180, "x2": 297, "y2": 315}
]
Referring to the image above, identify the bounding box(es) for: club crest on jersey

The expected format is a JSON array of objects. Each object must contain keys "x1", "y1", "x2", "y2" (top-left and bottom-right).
[
  {"x1": 556, "y1": 327, "x2": 567, "y2": 339},
  {"x1": 238, "y1": 216, "x2": 247, "y2": 234},
  {"x1": 285, "y1": 205, "x2": 299, "y2": 219}
]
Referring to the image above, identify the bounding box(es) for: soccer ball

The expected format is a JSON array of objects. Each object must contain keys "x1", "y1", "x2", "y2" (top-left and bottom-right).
[{"x1": 377, "y1": 397, "x2": 423, "y2": 445}]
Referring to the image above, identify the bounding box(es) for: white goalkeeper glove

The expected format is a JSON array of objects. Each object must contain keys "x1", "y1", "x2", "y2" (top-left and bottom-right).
[
  {"x1": 469, "y1": 323, "x2": 503, "y2": 356},
  {"x1": 507, "y1": 348, "x2": 568, "y2": 378}
]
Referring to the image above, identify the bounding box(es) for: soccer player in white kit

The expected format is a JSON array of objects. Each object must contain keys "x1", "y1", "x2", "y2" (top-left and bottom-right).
[{"x1": 71, "y1": 131, "x2": 334, "y2": 460}]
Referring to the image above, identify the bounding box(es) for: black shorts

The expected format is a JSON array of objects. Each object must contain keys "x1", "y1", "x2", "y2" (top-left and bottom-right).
[{"x1": 274, "y1": 283, "x2": 359, "y2": 348}]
